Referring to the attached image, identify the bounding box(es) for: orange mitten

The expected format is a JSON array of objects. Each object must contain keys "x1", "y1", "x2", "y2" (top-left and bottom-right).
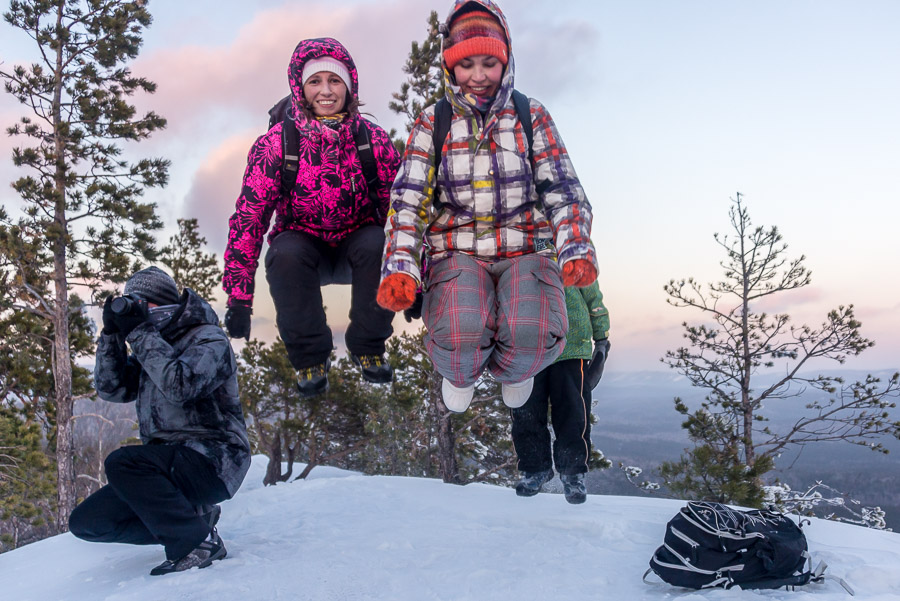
[
  {"x1": 561, "y1": 259, "x2": 598, "y2": 288},
  {"x1": 377, "y1": 273, "x2": 418, "y2": 312}
]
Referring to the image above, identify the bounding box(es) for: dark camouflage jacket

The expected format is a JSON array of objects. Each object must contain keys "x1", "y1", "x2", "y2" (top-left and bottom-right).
[{"x1": 94, "y1": 289, "x2": 251, "y2": 497}]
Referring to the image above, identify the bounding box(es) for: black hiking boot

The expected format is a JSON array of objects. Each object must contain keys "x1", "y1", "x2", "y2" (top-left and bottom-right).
[
  {"x1": 197, "y1": 504, "x2": 221, "y2": 531},
  {"x1": 297, "y1": 358, "x2": 330, "y2": 398},
  {"x1": 561, "y1": 473, "x2": 587, "y2": 505},
  {"x1": 149, "y1": 528, "x2": 227, "y2": 576},
  {"x1": 350, "y1": 353, "x2": 393, "y2": 384},
  {"x1": 515, "y1": 469, "x2": 553, "y2": 497}
]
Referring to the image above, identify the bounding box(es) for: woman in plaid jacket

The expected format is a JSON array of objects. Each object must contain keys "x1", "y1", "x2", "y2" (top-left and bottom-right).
[{"x1": 377, "y1": 0, "x2": 597, "y2": 412}]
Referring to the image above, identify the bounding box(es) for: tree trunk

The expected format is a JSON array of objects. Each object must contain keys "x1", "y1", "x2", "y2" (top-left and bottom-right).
[
  {"x1": 51, "y1": 1, "x2": 75, "y2": 529},
  {"x1": 264, "y1": 433, "x2": 284, "y2": 486},
  {"x1": 431, "y1": 372, "x2": 460, "y2": 484},
  {"x1": 53, "y1": 246, "x2": 75, "y2": 531}
]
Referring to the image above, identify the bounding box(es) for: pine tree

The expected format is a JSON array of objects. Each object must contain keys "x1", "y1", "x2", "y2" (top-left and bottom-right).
[
  {"x1": 0, "y1": 407, "x2": 57, "y2": 552},
  {"x1": 0, "y1": 0, "x2": 169, "y2": 529},
  {"x1": 660, "y1": 194, "x2": 900, "y2": 505},
  {"x1": 159, "y1": 218, "x2": 220, "y2": 300},
  {"x1": 237, "y1": 341, "x2": 373, "y2": 485},
  {"x1": 388, "y1": 10, "x2": 444, "y2": 150}
]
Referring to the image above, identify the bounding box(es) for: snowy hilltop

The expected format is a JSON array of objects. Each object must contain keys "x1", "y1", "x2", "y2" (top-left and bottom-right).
[{"x1": 3, "y1": 456, "x2": 900, "y2": 601}]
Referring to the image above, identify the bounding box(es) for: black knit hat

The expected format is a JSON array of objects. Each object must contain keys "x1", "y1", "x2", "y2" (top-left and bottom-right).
[{"x1": 124, "y1": 266, "x2": 180, "y2": 306}]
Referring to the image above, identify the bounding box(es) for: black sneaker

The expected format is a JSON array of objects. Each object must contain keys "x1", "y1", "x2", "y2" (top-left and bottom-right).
[
  {"x1": 515, "y1": 469, "x2": 553, "y2": 497},
  {"x1": 561, "y1": 473, "x2": 587, "y2": 504},
  {"x1": 149, "y1": 529, "x2": 227, "y2": 576},
  {"x1": 350, "y1": 353, "x2": 393, "y2": 384},
  {"x1": 297, "y1": 358, "x2": 330, "y2": 398}
]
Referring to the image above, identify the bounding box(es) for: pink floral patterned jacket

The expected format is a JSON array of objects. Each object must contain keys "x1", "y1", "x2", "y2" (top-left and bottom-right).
[{"x1": 223, "y1": 37, "x2": 400, "y2": 307}]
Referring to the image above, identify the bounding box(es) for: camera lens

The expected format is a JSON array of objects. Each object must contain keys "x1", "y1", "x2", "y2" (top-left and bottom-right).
[{"x1": 110, "y1": 297, "x2": 134, "y2": 315}]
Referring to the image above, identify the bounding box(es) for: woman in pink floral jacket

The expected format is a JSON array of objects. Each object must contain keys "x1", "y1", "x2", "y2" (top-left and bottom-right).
[{"x1": 223, "y1": 37, "x2": 400, "y2": 397}]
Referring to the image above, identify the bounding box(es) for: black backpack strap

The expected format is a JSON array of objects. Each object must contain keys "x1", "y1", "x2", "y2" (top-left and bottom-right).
[
  {"x1": 430, "y1": 98, "x2": 453, "y2": 208},
  {"x1": 279, "y1": 110, "x2": 381, "y2": 200},
  {"x1": 511, "y1": 89, "x2": 552, "y2": 197},
  {"x1": 510, "y1": 89, "x2": 534, "y2": 166},
  {"x1": 354, "y1": 120, "x2": 380, "y2": 195},
  {"x1": 280, "y1": 116, "x2": 300, "y2": 196}
]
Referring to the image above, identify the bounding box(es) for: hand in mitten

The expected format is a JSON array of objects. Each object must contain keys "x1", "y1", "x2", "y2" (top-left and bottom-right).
[
  {"x1": 404, "y1": 290, "x2": 424, "y2": 322},
  {"x1": 101, "y1": 296, "x2": 119, "y2": 335},
  {"x1": 376, "y1": 273, "x2": 417, "y2": 312},
  {"x1": 112, "y1": 298, "x2": 149, "y2": 337},
  {"x1": 561, "y1": 259, "x2": 598, "y2": 288},
  {"x1": 585, "y1": 338, "x2": 611, "y2": 390},
  {"x1": 224, "y1": 305, "x2": 252, "y2": 340}
]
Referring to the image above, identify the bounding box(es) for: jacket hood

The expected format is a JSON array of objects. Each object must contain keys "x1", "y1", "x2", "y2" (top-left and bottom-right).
[
  {"x1": 160, "y1": 288, "x2": 219, "y2": 338},
  {"x1": 288, "y1": 37, "x2": 359, "y2": 119},
  {"x1": 441, "y1": 0, "x2": 515, "y2": 112}
]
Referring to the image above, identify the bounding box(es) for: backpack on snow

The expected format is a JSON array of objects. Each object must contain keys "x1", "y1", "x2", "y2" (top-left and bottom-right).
[
  {"x1": 644, "y1": 501, "x2": 854, "y2": 594},
  {"x1": 267, "y1": 95, "x2": 381, "y2": 200},
  {"x1": 430, "y1": 89, "x2": 550, "y2": 207}
]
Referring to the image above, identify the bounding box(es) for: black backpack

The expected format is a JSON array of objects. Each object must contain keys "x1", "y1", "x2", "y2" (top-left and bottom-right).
[
  {"x1": 267, "y1": 95, "x2": 381, "y2": 199},
  {"x1": 645, "y1": 501, "x2": 854, "y2": 594},
  {"x1": 430, "y1": 89, "x2": 550, "y2": 206}
]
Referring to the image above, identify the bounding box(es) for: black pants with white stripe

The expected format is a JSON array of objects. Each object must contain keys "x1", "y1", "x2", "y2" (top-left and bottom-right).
[{"x1": 511, "y1": 358, "x2": 593, "y2": 476}]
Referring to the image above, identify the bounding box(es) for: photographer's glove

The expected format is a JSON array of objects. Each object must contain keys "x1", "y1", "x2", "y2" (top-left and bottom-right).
[
  {"x1": 112, "y1": 298, "x2": 150, "y2": 338},
  {"x1": 403, "y1": 290, "x2": 424, "y2": 322},
  {"x1": 585, "y1": 338, "x2": 611, "y2": 391},
  {"x1": 224, "y1": 305, "x2": 252, "y2": 340},
  {"x1": 101, "y1": 296, "x2": 119, "y2": 335}
]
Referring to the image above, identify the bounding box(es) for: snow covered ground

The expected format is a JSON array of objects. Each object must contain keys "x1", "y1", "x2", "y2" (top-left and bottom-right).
[{"x1": 3, "y1": 456, "x2": 899, "y2": 601}]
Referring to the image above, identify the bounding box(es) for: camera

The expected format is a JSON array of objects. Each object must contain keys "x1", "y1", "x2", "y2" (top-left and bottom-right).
[{"x1": 110, "y1": 295, "x2": 140, "y2": 315}]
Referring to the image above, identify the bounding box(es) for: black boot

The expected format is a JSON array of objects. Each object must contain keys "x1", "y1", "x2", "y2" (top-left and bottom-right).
[
  {"x1": 561, "y1": 473, "x2": 587, "y2": 504},
  {"x1": 297, "y1": 358, "x2": 330, "y2": 398},
  {"x1": 149, "y1": 529, "x2": 227, "y2": 576},
  {"x1": 350, "y1": 353, "x2": 393, "y2": 384},
  {"x1": 515, "y1": 469, "x2": 553, "y2": 497}
]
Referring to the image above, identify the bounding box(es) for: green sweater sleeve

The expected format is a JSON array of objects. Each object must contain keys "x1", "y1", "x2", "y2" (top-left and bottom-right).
[{"x1": 579, "y1": 281, "x2": 610, "y2": 340}]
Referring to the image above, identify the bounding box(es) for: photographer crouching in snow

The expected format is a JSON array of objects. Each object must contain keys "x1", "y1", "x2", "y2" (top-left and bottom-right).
[{"x1": 69, "y1": 267, "x2": 251, "y2": 576}]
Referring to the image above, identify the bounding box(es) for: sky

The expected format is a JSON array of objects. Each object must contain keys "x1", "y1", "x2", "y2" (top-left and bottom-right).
[
  {"x1": 1, "y1": 0, "x2": 898, "y2": 373},
  {"x1": 3, "y1": 456, "x2": 899, "y2": 599}
]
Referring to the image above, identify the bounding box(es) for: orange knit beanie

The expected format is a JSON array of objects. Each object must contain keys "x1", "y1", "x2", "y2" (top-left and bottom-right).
[{"x1": 443, "y1": 10, "x2": 508, "y2": 70}]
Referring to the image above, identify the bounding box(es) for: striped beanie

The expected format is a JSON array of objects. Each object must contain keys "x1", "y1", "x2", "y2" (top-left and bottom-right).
[
  {"x1": 124, "y1": 266, "x2": 181, "y2": 306},
  {"x1": 443, "y1": 10, "x2": 508, "y2": 70}
]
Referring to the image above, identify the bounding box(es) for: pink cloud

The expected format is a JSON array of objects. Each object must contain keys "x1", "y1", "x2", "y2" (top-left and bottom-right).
[
  {"x1": 131, "y1": 1, "x2": 600, "y2": 136},
  {"x1": 133, "y1": 1, "x2": 438, "y2": 134},
  {"x1": 182, "y1": 130, "x2": 259, "y2": 253}
]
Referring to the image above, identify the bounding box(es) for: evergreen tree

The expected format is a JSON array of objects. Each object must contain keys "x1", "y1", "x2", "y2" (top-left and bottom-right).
[
  {"x1": 660, "y1": 194, "x2": 900, "y2": 505},
  {"x1": 159, "y1": 218, "x2": 220, "y2": 300},
  {"x1": 238, "y1": 341, "x2": 373, "y2": 485},
  {"x1": 388, "y1": 10, "x2": 444, "y2": 150},
  {"x1": 0, "y1": 407, "x2": 56, "y2": 552},
  {"x1": 0, "y1": 0, "x2": 168, "y2": 529},
  {"x1": 381, "y1": 330, "x2": 518, "y2": 486}
]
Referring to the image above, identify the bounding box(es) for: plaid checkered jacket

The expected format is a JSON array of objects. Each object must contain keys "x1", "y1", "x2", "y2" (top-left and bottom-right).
[{"x1": 382, "y1": 3, "x2": 595, "y2": 284}]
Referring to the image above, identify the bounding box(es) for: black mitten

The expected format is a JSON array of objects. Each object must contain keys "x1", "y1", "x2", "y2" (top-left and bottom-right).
[
  {"x1": 403, "y1": 291, "x2": 424, "y2": 323},
  {"x1": 101, "y1": 296, "x2": 119, "y2": 335},
  {"x1": 224, "y1": 305, "x2": 252, "y2": 340},
  {"x1": 585, "y1": 339, "x2": 611, "y2": 390},
  {"x1": 112, "y1": 298, "x2": 150, "y2": 337}
]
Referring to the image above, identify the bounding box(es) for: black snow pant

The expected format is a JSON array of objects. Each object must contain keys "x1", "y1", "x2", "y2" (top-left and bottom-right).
[
  {"x1": 69, "y1": 444, "x2": 229, "y2": 561},
  {"x1": 511, "y1": 358, "x2": 593, "y2": 476},
  {"x1": 265, "y1": 225, "x2": 395, "y2": 370}
]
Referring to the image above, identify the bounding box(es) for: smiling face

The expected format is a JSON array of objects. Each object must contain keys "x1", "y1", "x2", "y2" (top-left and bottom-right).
[
  {"x1": 302, "y1": 72, "x2": 348, "y2": 117},
  {"x1": 452, "y1": 54, "x2": 504, "y2": 99}
]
